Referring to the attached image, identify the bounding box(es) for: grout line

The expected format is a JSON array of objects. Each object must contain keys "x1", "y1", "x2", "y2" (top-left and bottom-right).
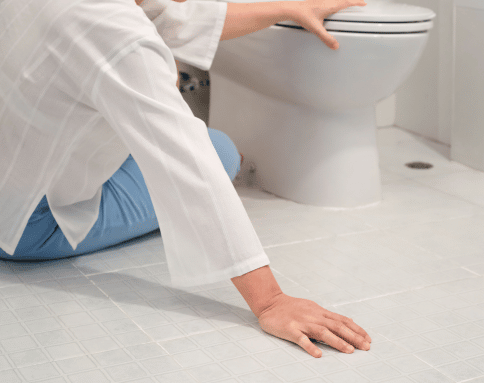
[
  {"x1": 263, "y1": 237, "x2": 327, "y2": 249},
  {"x1": 331, "y1": 287, "x2": 417, "y2": 307},
  {"x1": 262, "y1": 228, "x2": 381, "y2": 251},
  {"x1": 460, "y1": 375, "x2": 484, "y2": 383},
  {"x1": 411, "y1": 353, "x2": 458, "y2": 382},
  {"x1": 332, "y1": 274, "x2": 482, "y2": 307},
  {"x1": 410, "y1": 176, "x2": 484, "y2": 209},
  {"x1": 335, "y1": 228, "x2": 380, "y2": 237},
  {"x1": 68, "y1": 264, "x2": 181, "y2": 378},
  {"x1": 0, "y1": 280, "x2": 133, "y2": 382},
  {"x1": 461, "y1": 267, "x2": 481, "y2": 276}
]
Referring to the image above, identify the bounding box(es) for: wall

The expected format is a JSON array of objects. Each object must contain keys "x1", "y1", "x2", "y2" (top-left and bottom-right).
[
  {"x1": 451, "y1": 0, "x2": 484, "y2": 171},
  {"x1": 390, "y1": 0, "x2": 447, "y2": 144},
  {"x1": 178, "y1": 62, "x2": 211, "y2": 126}
]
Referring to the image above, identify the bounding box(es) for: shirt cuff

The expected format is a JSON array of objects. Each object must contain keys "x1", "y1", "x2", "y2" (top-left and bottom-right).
[
  {"x1": 147, "y1": 1, "x2": 228, "y2": 71},
  {"x1": 169, "y1": 251, "x2": 270, "y2": 288},
  {"x1": 198, "y1": 1, "x2": 228, "y2": 71}
]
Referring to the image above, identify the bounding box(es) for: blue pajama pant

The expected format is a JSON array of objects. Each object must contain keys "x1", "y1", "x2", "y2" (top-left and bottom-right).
[{"x1": 0, "y1": 128, "x2": 241, "y2": 261}]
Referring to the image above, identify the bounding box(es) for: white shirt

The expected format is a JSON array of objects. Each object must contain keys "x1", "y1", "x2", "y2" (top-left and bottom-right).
[{"x1": 0, "y1": 0, "x2": 270, "y2": 287}]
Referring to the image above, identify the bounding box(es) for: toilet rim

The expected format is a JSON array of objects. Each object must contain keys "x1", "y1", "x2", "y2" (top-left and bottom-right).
[{"x1": 276, "y1": 19, "x2": 434, "y2": 34}]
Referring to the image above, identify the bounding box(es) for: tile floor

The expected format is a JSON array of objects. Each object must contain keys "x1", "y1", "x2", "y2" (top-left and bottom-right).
[{"x1": 1, "y1": 126, "x2": 484, "y2": 383}]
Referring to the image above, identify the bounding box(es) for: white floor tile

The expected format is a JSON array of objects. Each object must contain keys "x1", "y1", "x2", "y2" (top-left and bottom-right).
[
  {"x1": 345, "y1": 179, "x2": 484, "y2": 230},
  {"x1": 414, "y1": 170, "x2": 484, "y2": 207},
  {"x1": 377, "y1": 129, "x2": 470, "y2": 179},
  {"x1": 388, "y1": 214, "x2": 484, "y2": 259}
]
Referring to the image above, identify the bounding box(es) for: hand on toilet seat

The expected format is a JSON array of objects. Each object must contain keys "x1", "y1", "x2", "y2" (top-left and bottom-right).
[{"x1": 286, "y1": 0, "x2": 367, "y2": 50}]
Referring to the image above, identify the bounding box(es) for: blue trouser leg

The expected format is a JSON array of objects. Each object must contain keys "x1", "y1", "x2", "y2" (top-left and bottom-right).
[{"x1": 0, "y1": 128, "x2": 241, "y2": 261}]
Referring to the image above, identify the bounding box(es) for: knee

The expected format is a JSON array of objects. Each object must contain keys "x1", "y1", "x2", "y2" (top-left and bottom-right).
[
  {"x1": 207, "y1": 128, "x2": 238, "y2": 154},
  {"x1": 207, "y1": 128, "x2": 241, "y2": 181}
]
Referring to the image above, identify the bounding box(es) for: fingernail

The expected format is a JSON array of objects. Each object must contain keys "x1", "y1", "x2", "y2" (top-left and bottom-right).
[
  {"x1": 363, "y1": 342, "x2": 371, "y2": 350},
  {"x1": 346, "y1": 345, "x2": 354, "y2": 353},
  {"x1": 366, "y1": 335, "x2": 372, "y2": 343}
]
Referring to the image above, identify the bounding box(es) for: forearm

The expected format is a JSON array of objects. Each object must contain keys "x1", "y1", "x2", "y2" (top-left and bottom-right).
[
  {"x1": 221, "y1": 1, "x2": 293, "y2": 41},
  {"x1": 231, "y1": 265, "x2": 283, "y2": 318}
]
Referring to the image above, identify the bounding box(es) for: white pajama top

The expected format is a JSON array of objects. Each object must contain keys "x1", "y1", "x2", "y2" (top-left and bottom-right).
[{"x1": 0, "y1": 0, "x2": 270, "y2": 287}]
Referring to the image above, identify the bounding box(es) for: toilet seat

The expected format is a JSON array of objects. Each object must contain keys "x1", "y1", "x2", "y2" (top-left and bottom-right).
[
  {"x1": 277, "y1": 19, "x2": 434, "y2": 34},
  {"x1": 276, "y1": 1, "x2": 436, "y2": 33}
]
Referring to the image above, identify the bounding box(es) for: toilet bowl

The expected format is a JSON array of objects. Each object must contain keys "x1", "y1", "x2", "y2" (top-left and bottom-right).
[{"x1": 208, "y1": 0, "x2": 436, "y2": 208}]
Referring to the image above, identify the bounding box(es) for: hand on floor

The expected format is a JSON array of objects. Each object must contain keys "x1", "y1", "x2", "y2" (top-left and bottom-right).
[{"x1": 257, "y1": 293, "x2": 371, "y2": 357}]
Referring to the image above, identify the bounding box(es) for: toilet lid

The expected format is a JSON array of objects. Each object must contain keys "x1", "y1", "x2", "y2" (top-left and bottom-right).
[{"x1": 322, "y1": 1, "x2": 435, "y2": 23}]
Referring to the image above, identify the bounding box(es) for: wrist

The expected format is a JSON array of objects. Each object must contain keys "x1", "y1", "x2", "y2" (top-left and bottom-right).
[
  {"x1": 231, "y1": 265, "x2": 283, "y2": 318},
  {"x1": 280, "y1": 1, "x2": 299, "y2": 21},
  {"x1": 270, "y1": 1, "x2": 295, "y2": 22},
  {"x1": 222, "y1": 1, "x2": 295, "y2": 41}
]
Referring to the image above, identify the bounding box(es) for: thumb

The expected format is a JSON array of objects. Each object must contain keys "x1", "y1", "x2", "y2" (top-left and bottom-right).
[
  {"x1": 319, "y1": 26, "x2": 339, "y2": 50},
  {"x1": 293, "y1": 331, "x2": 323, "y2": 358}
]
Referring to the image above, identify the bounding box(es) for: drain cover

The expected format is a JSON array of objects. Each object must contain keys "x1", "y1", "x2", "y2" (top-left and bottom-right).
[{"x1": 405, "y1": 162, "x2": 433, "y2": 169}]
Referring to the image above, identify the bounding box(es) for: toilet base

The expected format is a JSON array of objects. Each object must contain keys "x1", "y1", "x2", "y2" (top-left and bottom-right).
[{"x1": 209, "y1": 74, "x2": 382, "y2": 208}]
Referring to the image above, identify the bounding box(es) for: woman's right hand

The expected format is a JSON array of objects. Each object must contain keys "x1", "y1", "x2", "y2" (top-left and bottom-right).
[
  {"x1": 288, "y1": 0, "x2": 367, "y2": 50},
  {"x1": 257, "y1": 292, "x2": 372, "y2": 358}
]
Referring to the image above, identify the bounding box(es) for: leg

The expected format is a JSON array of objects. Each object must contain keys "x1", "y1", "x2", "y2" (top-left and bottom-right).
[{"x1": 0, "y1": 129, "x2": 242, "y2": 261}]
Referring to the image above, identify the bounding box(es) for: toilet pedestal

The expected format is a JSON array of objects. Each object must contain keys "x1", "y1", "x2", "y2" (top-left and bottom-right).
[{"x1": 209, "y1": 73, "x2": 382, "y2": 208}]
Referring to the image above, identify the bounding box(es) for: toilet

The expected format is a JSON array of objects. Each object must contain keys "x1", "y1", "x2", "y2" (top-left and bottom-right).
[{"x1": 208, "y1": 0, "x2": 436, "y2": 208}]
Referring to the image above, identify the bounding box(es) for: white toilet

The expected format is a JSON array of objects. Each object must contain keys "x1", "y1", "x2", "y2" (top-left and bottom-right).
[{"x1": 208, "y1": 0, "x2": 436, "y2": 208}]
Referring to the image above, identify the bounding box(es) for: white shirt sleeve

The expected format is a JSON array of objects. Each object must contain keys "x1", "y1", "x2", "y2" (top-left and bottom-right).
[
  {"x1": 89, "y1": 36, "x2": 269, "y2": 287},
  {"x1": 139, "y1": 0, "x2": 228, "y2": 70}
]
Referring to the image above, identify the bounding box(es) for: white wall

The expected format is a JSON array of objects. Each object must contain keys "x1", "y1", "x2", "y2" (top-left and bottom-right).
[
  {"x1": 451, "y1": 0, "x2": 484, "y2": 171},
  {"x1": 390, "y1": 0, "x2": 447, "y2": 144}
]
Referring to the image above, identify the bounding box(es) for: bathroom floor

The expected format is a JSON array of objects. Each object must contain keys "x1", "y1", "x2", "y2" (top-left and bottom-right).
[{"x1": 1, "y1": 126, "x2": 484, "y2": 383}]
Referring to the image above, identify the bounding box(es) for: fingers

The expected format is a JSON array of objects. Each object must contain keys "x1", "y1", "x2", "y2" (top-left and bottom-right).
[
  {"x1": 326, "y1": 0, "x2": 367, "y2": 15},
  {"x1": 344, "y1": 0, "x2": 368, "y2": 8},
  {"x1": 350, "y1": 0, "x2": 367, "y2": 6},
  {"x1": 342, "y1": 317, "x2": 372, "y2": 344},
  {"x1": 304, "y1": 20, "x2": 339, "y2": 50},
  {"x1": 309, "y1": 0, "x2": 368, "y2": 50},
  {"x1": 305, "y1": 324, "x2": 355, "y2": 353},
  {"x1": 324, "y1": 318, "x2": 371, "y2": 351},
  {"x1": 293, "y1": 332, "x2": 323, "y2": 358},
  {"x1": 321, "y1": 310, "x2": 372, "y2": 343},
  {"x1": 318, "y1": 27, "x2": 339, "y2": 50}
]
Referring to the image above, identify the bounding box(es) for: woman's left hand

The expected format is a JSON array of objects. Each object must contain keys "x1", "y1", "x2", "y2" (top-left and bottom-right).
[{"x1": 288, "y1": 0, "x2": 367, "y2": 50}]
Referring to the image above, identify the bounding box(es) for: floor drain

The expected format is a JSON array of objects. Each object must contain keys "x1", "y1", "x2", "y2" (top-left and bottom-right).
[{"x1": 405, "y1": 161, "x2": 433, "y2": 169}]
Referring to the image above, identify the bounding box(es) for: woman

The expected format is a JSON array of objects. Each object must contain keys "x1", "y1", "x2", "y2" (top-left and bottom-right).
[{"x1": 0, "y1": 0, "x2": 371, "y2": 358}]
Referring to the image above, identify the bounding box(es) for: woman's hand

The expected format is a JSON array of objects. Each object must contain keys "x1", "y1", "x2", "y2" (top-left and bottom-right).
[
  {"x1": 258, "y1": 293, "x2": 371, "y2": 357},
  {"x1": 232, "y1": 266, "x2": 371, "y2": 358},
  {"x1": 289, "y1": 0, "x2": 367, "y2": 50}
]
